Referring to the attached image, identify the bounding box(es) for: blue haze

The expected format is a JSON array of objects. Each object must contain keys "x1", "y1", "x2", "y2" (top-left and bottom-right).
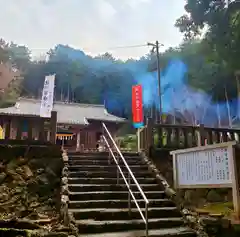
[{"x1": 52, "y1": 45, "x2": 239, "y2": 127}]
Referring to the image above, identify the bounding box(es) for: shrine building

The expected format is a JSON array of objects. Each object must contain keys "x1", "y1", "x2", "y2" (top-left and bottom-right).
[{"x1": 0, "y1": 98, "x2": 126, "y2": 150}]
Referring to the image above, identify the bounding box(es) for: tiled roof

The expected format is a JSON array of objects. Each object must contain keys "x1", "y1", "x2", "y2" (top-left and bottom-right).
[{"x1": 0, "y1": 98, "x2": 126, "y2": 125}]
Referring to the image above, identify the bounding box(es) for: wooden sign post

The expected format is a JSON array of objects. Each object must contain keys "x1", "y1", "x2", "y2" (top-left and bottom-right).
[
  {"x1": 170, "y1": 141, "x2": 240, "y2": 218},
  {"x1": 137, "y1": 126, "x2": 145, "y2": 152}
]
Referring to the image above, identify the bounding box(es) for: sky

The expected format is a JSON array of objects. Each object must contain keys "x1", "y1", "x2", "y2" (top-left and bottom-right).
[{"x1": 0, "y1": 0, "x2": 186, "y2": 60}]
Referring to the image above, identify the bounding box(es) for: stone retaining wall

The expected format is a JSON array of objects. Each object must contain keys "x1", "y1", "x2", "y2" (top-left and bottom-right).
[
  {"x1": 0, "y1": 145, "x2": 78, "y2": 236},
  {"x1": 61, "y1": 150, "x2": 79, "y2": 236}
]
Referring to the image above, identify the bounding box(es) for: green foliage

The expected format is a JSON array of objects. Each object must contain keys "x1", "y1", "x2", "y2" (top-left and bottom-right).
[
  {"x1": 118, "y1": 134, "x2": 137, "y2": 149},
  {"x1": 206, "y1": 189, "x2": 223, "y2": 202},
  {"x1": 0, "y1": 39, "x2": 10, "y2": 63},
  {"x1": 0, "y1": 39, "x2": 30, "y2": 70},
  {"x1": 175, "y1": 0, "x2": 240, "y2": 72},
  {"x1": 0, "y1": 39, "x2": 30, "y2": 107},
  {"x1": 8, "y1": 42, "x2": 31, "y2": 71}
]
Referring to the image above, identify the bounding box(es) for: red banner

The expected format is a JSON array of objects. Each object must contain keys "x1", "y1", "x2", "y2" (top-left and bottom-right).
[{"x1": 132, "y1": 84, "x2": 143, "y2": 124}]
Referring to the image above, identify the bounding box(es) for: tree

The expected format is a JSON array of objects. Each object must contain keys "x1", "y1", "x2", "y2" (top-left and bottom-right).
[
  {"x1": 175, "y1": 0, "x2": 240, "y2": 70},
  {"x1": 0, "y1": 39, "x2": 9, "y2": 63},
  {"x1": 2, "y1": 37, "x2": 239, "y2": 122},
  {"x1": 94, "y1": 52, "x2": 116, "y2": 61},
  {"x1": 7, "y1": 42, "x2": 31, "y2": 71},
  {"x1": 0, "y1": 40, "x2": 29, "y2": 108}
]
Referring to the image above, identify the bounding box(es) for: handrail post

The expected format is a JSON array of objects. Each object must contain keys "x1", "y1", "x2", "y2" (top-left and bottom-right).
[
  {"x1": 137, "y1": 128, "x2": 141, "y2": 152},
  {"x1": 116, "y1": 153, "x2": 119, "y2": 185},
  {"x1": 146, "y1": 118, "x2": 154, "y2": 155},
  {"x1": 128, "y1": 171, "x2": 131, "y2": 215},
  {"x1": 108, "y1": 149, "x2": 111, "y2": 165},
  {"x1": 145, "y1": 202, "x2": 148, "y2": 237}
]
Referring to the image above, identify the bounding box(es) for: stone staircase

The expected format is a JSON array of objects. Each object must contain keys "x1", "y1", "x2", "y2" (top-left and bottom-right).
[{"x1": 67, "y1": 151, "x2": 197, "y2": 237}]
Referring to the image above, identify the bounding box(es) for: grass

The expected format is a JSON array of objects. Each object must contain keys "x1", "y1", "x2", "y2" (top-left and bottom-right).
[
  {"x1": 195, "y1": 202, "x2": 233, "y2": 217},
  {"x1": 117, "y1": 134, "x2": 137, "y2": 150}
]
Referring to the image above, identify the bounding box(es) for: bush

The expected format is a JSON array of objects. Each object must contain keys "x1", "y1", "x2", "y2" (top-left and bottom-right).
[
  {"x1": 207, "y1": 190, "x2": 224, "y2": 202},
  {"x1": 117, "y1": 134, "x2": 137, "y2": 150}
]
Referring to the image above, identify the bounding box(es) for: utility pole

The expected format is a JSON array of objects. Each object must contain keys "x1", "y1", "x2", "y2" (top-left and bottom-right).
[
  {"x1": 147, "y1": 41, "x2": 164, "y2": 123},
  {"x1": 235, "y1": 70, "x2": 240, "y2": 119}
]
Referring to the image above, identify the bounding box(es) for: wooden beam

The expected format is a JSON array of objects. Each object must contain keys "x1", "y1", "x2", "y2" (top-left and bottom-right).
[
  {"x1": 50, "y1": 111, "x2": 57, "y2": 144},
  {"x1": 4, "y1": 119, "x2": 11, "y2": 140},
  {"x1": 16, "y1": 119, "x2": 23, "y2": 140},
  {"x1": 27, "y1": 118, "x2": 33, "y2": 141},
  {"x1": 38, "y1": 118, "x2": 45, "y2": 142}
]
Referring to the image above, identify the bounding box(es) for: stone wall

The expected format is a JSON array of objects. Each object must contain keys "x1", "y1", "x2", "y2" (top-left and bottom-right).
[
  {"x1": 0, "y1": 145, "x2": 73, "y2": 235},
  {"x1": 149, "y1": 148, "x2": 174, "y2": 186}
]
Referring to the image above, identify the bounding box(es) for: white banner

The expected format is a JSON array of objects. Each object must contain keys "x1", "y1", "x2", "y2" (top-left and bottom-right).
[{"x1": 40, "y1": 74, "x2": 55, "y2": 118}]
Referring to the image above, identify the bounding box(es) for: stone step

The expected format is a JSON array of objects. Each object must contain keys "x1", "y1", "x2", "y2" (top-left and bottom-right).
[
  {"x1": 68, "y1": 199, "x2": 175, "y2": 209},
  {"x1": 68, "y1": 170, "x2": 153, "y2": 178},
  {"x1": 68, "y1": 153, "x2": 141, "y2": 159},
  {"x1": 68, "y1": 159, "x2": 145, "y2": 166},
  {"x1": 68, "y1": 184, "x2": 162, "y2": 192},
  {"x1": 65, "y1": 153, "x2": 196, "y2": 237},
  {"x1": 0, "y1": 229, "x2": 27, "y2": 236},
  {"x1": 70, "y1": 207, "x2": 182, "y2": 220},
  {"x1": 75, "y1": 217, "x2": 185, "y2": 234},
  {"x1": 68, "y1": 152, "x2": 139, "y2": 157},
  {"x1": 78, "y1": 227, "x2": 196, "y2": 237},
  {"x1": 68, "y1": 157, "x2": 143, "y2": 164},
  {"x1": 68, "y1": 152, "x2": 108, "y2": 157},
  {"x1": 69, "y1": 191, "x2": 166, "y2": 201},
  {"x1": 68, "y1": 154, "x2": 140, "y2": 159},
  {"x1": 68, "y1": 177, "x2": 158, "y2": 185},
  {"x1": 122, "y1": 153, "x2": 140, "y2": 157},
  {"x1": 67, "y1": 165, "x2": 149, "y2": 172}
]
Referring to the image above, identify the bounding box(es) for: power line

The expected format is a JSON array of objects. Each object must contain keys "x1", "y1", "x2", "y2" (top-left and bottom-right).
[
  {"x1": 106, "y1": 44, "x2": 148, "y2": 50},
  {"x1": 27, "y1": 43, "x2": 151, "y2": 54}
]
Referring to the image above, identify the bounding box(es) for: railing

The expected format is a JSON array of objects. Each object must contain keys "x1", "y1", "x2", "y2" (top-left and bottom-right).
[
  {"x1": 139, "y1": 118, "x2": 240, "y2": 152},
  {"x1": 102, "y1": 122, "x2": 149, "y2": 237}
]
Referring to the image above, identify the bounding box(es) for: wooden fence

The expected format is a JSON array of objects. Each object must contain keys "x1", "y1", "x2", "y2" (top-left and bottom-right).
[
  {"x1": 0, "y1": 111, "x2": 57, "y2": 145},
  {"x1": 139, "y1": 118, "x2": 240, "y2": 152}
]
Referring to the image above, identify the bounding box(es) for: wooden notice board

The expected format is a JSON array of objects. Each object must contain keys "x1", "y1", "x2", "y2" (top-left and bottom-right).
[{"x1": 170, "y1": 141, "x2": 240, "y2": 218}]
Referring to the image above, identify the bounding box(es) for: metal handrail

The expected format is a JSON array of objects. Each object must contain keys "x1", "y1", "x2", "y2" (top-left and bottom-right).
[{"x1": 102, "y1": 122, "x2": 149, "y2": 237}]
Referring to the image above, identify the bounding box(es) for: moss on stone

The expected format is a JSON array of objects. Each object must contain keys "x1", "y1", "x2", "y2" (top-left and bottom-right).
[{"x1": 195, "y1": 202, "x2": 233, "y2": 217}]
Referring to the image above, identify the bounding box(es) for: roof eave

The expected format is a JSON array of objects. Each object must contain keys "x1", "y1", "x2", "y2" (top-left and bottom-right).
[
  {"x1": 87, "y1": 118, "x2": 126, "y2": 124},
  {"x1": 0, "y1": 112, "x2": 40, "y2": 118}
]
